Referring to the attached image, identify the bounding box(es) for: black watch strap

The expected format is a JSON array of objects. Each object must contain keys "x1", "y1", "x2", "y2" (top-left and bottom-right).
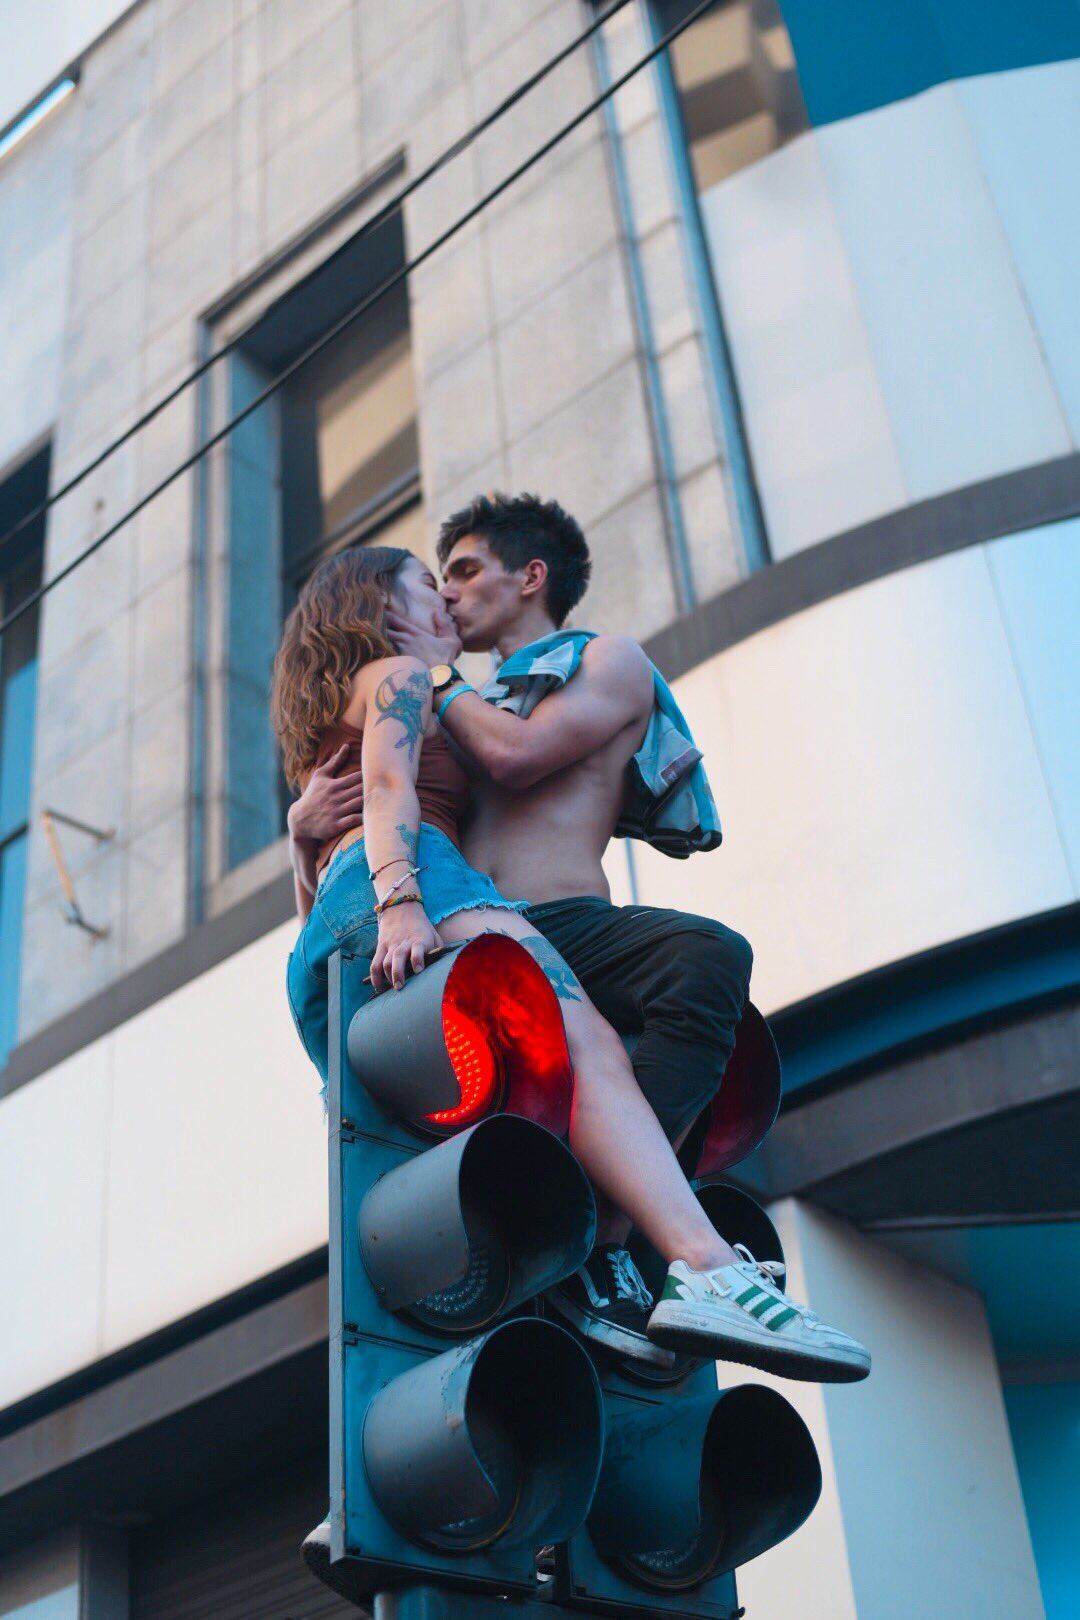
[{"x1": 430, "y1": 663, "x2": 462, "y2": 693}]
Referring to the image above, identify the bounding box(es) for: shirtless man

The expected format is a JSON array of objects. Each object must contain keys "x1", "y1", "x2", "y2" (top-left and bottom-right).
[{"x1": 291, "y1": 494, "x2": 867, "y2": 1380}]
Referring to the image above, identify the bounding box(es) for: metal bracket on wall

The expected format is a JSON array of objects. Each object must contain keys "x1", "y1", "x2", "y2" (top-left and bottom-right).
[{"x1": 40, "y1": 808, "x2": 115, "y2": 941}]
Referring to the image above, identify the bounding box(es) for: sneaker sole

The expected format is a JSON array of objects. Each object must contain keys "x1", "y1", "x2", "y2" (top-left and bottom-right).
[
  {"x1": 647, "y1": 1305, "x2": 870, "y2": 1384},
  {"x1": 546, "y1": 1293, "x2": 677, "y2": 1369}
]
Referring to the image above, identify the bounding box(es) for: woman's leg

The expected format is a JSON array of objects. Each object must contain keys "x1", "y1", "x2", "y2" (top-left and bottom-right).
[{"x1": 435, "y1": 909, "x2": 738, "y2": 1271}]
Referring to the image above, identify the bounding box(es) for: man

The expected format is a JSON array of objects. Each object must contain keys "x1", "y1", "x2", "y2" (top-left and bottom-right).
[{"x1": 290, "y1": 493, "x2": 760, "y2": 1364}]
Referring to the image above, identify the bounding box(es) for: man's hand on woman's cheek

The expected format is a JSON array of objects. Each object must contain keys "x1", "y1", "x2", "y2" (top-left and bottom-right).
[{"x1": 386, "y1": 609, "x2": 462, "y2": 667}]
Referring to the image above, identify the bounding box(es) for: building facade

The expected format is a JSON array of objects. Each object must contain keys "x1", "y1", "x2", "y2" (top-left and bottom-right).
[{"x1": 0, "y1": 1, "x2": 1077, "y2": 1614}]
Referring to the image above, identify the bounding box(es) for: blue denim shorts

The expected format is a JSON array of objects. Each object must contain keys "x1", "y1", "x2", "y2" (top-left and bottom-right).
[{"x1": 285, "y1": 823, "x2": 528, "y2": 1102}]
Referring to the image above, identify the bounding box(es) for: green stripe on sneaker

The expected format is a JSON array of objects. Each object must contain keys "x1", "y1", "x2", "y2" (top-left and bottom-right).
[
  {"x1": 735, "y1": 1285, "x2": 762, "y2": 1307},
  {"x1": 750, "y1": 1296, "x2": 776, "y2": 1319},
  {"x1": 765, "y1": 1306, "x2": 797, "y2": 1332}
]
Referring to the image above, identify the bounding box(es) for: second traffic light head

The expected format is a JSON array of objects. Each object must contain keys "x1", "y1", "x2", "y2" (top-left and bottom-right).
[
  {"x1": 587, "y1": 1386, "x2": 821, "y2": 1590},
  {"x1": 363, "y1": 1318, "x2": 604, "y2": 1554},
  {"x1": 359, "y1": 1114, "x2": 597, "y2": 1333},
  {"x1": 347, "y1": 936, "x2": 574, "y2": 1138},
  {"x1": 679, "y1": 1002, "x2": 781, "y2": 1179}
]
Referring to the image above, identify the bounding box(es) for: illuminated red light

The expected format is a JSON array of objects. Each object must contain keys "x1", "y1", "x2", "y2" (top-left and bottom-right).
[{"x1": 427, "y1": 1003, "x2": 501, "y2": 1128}]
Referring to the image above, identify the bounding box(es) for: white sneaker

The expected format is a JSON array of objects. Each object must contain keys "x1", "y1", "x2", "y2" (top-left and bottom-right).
[{"x1": 647, "y1": 1244, "x2": 870, "y2": 1383}]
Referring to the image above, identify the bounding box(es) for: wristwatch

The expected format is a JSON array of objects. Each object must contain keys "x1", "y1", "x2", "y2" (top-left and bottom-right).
[{"x1": 429, "y1": 663, "x2": 463, "y2": 693}]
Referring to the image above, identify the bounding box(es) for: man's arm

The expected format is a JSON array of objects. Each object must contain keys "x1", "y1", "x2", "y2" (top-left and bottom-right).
[
  {"x1": 287, "y1": 744, "x2": 365, "y2": 922},
  {"x1": 437, "y1": 637, "x2": 653, "y2": 790}
]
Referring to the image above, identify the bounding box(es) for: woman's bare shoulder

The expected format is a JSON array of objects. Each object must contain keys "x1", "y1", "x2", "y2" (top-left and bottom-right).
[{"x1": 346, "y1": 656, "x2": 432, "y2": 728}]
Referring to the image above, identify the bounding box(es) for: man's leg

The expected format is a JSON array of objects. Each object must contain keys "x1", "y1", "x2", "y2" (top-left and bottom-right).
[
  {"x1": 525, "y1": 895, "x2": 753, "y2": 1140},
  {"x1": 525, "y1": 896, "x2": 753, "y2": 1242}
]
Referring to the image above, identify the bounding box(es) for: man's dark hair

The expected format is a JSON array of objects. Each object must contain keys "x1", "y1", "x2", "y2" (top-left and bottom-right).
[{"x1": 436, "y1": 492, "x2": 591, "y2": 627}]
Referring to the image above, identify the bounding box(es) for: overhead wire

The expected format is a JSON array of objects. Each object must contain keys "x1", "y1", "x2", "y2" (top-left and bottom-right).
[
  {"x1": 0, "y1": 0, "x2": 636, "y2": 568},
  {"x1": 1, "y1": 0, "x2": 719, "y2": 638}
]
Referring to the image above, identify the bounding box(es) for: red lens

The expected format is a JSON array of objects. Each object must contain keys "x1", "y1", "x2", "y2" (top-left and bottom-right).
[{"x1": 427, "y1": 1002, "x2": 501, "y2": 1129}]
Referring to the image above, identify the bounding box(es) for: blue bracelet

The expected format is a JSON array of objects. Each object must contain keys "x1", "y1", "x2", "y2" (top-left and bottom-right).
[{"x1": 437, "y1": 684, "x2": 475, "y2": 721}]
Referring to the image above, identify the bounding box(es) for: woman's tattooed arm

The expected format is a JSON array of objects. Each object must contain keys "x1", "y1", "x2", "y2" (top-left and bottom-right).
[{"x1": 374, "y1": 667, "x2": 430, "y2": 761}]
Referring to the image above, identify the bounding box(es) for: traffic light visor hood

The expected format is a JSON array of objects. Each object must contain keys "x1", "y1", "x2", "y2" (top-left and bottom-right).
[
  {"x1": 347, "y1": 935, "x2": 574, "y2": 1137},
  {"x1": 588, "y1": 1386, "x2": 821, "y2": 1589},
  {"x1": 681, "y1": 1002, "x2": 781, "y2": 1178},
  {"x1": 362, "y1": 1318, "x2": 604, "y2": 1553}
]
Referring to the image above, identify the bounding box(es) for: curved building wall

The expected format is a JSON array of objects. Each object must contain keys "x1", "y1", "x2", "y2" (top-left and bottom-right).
[
  {"x1": 695, "y1": 10, "x2": 1079, "y2": 557},
  {"x1": 621, "y1": 518, "x2": 1079, "y2": 1009}
]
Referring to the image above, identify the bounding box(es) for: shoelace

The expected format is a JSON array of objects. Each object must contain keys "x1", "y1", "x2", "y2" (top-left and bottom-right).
[
  {"x1": 607, "y1": 1248, "x2": 654, "y2": 1311},
  {"x1": 727, "y1": 1243, "x2": 825, "y2": 1329}
]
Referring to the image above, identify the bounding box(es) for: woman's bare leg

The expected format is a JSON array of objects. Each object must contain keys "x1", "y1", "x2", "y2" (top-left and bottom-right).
[{"x1": 435, "y1": 910, "x2": 737, "y2": 1270}]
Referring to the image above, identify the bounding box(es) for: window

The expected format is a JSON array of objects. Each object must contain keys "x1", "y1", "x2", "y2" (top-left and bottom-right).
[
  {"x1": 219, "y1": 211, "x2": 423, "y2": 875},
  {"x1": 654, "y1": 0, "x2": 808, "y2": 194},
  {"x1": 0, "y1": 445, "x2": 47, "y2": 1066}
]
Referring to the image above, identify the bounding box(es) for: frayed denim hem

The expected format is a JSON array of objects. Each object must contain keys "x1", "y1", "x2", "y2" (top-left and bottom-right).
[{"x1": 427, "y1": 895, "x2": 530, "y2": 926}]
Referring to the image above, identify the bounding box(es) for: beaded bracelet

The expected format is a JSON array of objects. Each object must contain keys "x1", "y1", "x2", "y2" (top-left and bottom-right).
[
  {"x1": 375, "y1": 864, "x2": 423, "y2": 908},
  {"x1": 370, "y1": 855, "x2": 412, "y2": 880},
  {"x1": 374, "y1": 890, "x2": 423, "y2": 915}
]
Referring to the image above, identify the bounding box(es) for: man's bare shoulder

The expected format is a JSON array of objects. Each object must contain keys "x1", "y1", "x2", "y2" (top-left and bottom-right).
[{"x1": 579, "y1": 634, "x2": 654, "y2": 707}]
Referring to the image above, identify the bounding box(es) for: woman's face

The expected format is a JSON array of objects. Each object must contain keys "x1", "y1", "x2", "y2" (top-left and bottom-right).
[{"x1": 388, "y1": 554, "x2": 452, "y2": 635}]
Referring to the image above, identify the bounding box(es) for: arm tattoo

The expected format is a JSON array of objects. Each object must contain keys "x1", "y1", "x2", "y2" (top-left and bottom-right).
[
  {"x1": 522, "y1": 937, "x2": 582, "y2": 1002},
  {"x1": 374, "y1": 669, "x2": 429, "y2": 762},
  {"x1": 396, "y1": 822, "x2": 419, "y2": 865}
]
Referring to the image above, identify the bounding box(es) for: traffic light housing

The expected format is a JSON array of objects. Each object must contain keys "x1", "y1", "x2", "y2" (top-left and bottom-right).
[
  {"x1": 552, "y1": 1021, "x2": 821, "y2": 1618},
  {"x1": 327, "y1": 939, "x2": 604, "y2": 1599},
  {"x1": 678, "y1": 1001, "x2": 782, "y2": 1179},
  {"x1": 324, "y1": 940, "x2": 822, "y2": 1613}
]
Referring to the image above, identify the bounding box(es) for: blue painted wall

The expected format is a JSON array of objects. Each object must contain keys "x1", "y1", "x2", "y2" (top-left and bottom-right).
[
  {"x1": 1004, "y1": 1381, "x2": 1080, "y2": 1620},
  {"x1": 780, "y1": 0, "x2": 1080, "y2": 126}
]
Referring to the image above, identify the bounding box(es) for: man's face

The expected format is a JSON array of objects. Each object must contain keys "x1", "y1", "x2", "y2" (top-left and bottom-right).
[{"x1": 440, "y1": 535, "x2": 525, "y2": 651}]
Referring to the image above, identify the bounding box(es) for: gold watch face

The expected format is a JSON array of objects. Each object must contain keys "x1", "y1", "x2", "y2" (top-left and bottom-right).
[{"x1": 430, "y1": 663, "x2": 455, "y2": 690}]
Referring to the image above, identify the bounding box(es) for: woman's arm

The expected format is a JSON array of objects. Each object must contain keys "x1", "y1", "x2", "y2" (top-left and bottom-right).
[{"x1": 357, "y1": 657, "x2": 443, "y2": 990}]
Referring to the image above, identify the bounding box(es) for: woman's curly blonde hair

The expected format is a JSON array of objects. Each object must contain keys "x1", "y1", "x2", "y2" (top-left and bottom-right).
[{"x1": 271, "y1": 544, "x2": 409, "y2": 790}]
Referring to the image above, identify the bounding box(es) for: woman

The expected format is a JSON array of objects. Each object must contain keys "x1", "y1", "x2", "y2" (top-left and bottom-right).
[{"x1": 273, "y1": 545, "x2": 869, "y2": 1381}]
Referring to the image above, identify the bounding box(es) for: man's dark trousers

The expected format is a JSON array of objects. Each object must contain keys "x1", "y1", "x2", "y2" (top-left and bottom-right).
[{"x1": 525, "y1": 896, "x2": 753, "y2": 1145}]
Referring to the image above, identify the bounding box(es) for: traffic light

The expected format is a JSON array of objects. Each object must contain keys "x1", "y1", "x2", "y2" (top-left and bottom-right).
[
  {"x1": 325, "y1": 937, "x2": 605, "y2": 1600},
  {"x1": 678, "y1": 1000, "x2": 782, "y2": 1180},
  {"x1": 552, "y1": 1011, "x2": 821, "y2": 1618}
]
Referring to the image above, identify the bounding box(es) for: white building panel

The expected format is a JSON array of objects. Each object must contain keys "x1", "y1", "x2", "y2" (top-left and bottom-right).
[
  {"x1": 0, "y1": 1042, "x2": 110, "y2": 1410},
  {"x1": 701, "y1": 65, "x2": 1078, "y2": 560},
  {"x1": 816, "y1": 80, "x2": 1071, "y2": 503},
  {"x1": 700, "y1": 131, "x2": 907, "y2": 559},
  {"x1": 0, "y1": 92, "x2": 76, "y2": 470},
  {"x1": 633, "y1": 545, "x2": 1076, "y2": 1010},
  {"x1": 0, "y1": 920, "x2": 327, "y2": 1411},
  {"x1": 0, "y1": 0, "x2": 130, "y2": 133},
  {"x1": 959, "y1": 58, "x2": 1080, "y2": 445},
  {"x1": 987, "y1": 516, "x2": 1080, "y2": 888},
  {"x1": 102, "y1": 920, "x2": 327, "y2": 1350}
]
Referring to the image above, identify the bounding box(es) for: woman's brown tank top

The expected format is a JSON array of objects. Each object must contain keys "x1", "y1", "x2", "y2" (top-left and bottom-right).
[{"x1": 312, "y1": 718, "x2": 469, "y2": 873}]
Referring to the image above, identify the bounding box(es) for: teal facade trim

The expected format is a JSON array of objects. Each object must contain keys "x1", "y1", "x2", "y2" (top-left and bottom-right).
[
  {"x1": 771, "y1": 904, "x2": 1080, "y2": 1096},
  {"x1": 780, "y1": 0, "x2": 1080, "y2": 127}
]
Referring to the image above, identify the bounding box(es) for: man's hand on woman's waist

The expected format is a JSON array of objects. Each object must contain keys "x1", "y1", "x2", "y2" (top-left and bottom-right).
[{"x1": 288, "y1": 744, "x2": 365, "y2": 844}]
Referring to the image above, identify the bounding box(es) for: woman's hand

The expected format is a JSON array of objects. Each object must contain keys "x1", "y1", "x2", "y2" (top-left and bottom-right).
[{"x1": 371, "y1": 901, "x2": 444, "y2": 992}]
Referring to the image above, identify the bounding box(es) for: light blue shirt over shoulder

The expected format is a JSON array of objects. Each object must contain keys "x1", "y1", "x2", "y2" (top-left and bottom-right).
[{"x1": 480, "y1": 630, "x2": 722, "y2": 859}]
